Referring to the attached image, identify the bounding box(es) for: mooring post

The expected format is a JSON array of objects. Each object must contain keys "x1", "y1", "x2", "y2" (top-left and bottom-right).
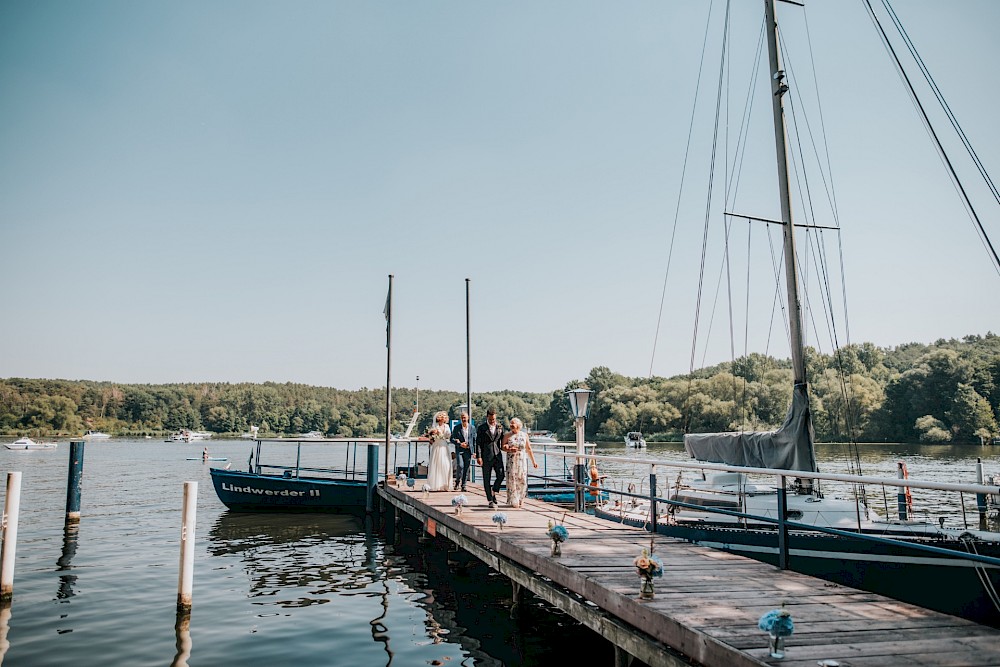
[
  {"x1": 65, "y1": 440, "x2": 85, "y2": 522},
  {"x1": 976, "y1": 457, "x2": 988, "y2": 531},
  {"x1": 649, "y1": 470, "x2": 658, "y2": 534},
  {"x1": 896, "y1": 462, "x2": 908, "y2": 521},
  {"x1": 366, "y1": 443, "x2": 379, "y2": 513},
  {"x1": 176, "y1": 481, "x2": 197, "y2": 613},
  {"x1": 777, "y1": 476, "x2": 789, "y2": 570},
  {"x1": 0, "y1": 472, "x2": 22, "y2": 604}
]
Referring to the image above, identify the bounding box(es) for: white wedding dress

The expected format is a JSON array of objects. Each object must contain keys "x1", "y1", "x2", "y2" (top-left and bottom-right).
[{"x1": 426, "y1": 425, "x2": 453, "y2": 491}]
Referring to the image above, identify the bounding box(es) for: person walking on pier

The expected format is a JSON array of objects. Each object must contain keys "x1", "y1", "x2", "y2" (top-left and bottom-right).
[
  {"x1": 426, "y1": 411, "x2": 452, "y2": 491},
  {"x1": 475, "y1": 407, "x2": 505, "y2": 508},
  {"x1": 503, "y1": 417, "x2": 537, "y2": 509},
  {"x1": 450, "y1": 411, "x2": 474, "y2": 492}
]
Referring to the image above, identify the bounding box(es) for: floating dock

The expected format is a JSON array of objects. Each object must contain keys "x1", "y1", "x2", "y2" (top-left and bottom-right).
[{"x1": 379, "y1": 482, "x2": 1000, "y2": 667}]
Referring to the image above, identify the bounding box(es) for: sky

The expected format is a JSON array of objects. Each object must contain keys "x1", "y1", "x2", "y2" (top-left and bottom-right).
[{"x1": 1, "y1": 0, "x2": 998, "y2": 394}]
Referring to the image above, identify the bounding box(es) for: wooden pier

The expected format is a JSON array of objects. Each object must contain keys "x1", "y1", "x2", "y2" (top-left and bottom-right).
[{"x1": 378, "y1": 482, "x2": 1000, "y2": 667}]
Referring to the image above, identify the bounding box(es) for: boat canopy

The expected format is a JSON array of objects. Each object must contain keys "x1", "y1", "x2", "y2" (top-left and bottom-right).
[{"x1": 683, "y1": 384, "x2": 817, "y2": 473}]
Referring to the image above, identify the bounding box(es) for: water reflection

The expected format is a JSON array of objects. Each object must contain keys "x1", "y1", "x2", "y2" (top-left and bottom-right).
[
  {"x1": 55, "y1": 523, "x2": 78, "y2": 601},
  {"x1": 207, "y1": 512, "x2": 376, "y2": 604},
  {"x1": 170, "y1": 612, "x2": 191, "y2": 667},
  {"x1": 0, "y1": 603, "x2": 10, "y2": 665}
]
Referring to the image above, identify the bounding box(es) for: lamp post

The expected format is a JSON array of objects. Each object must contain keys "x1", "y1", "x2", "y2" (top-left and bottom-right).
[{"x1": 566, "y1": 387, "x2": 593, "y2": 513}]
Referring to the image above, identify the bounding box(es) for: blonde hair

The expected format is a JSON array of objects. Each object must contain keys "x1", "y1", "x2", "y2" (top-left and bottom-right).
[{"x1": 434, "y1": 411, "x2": 448, "y2": 422}]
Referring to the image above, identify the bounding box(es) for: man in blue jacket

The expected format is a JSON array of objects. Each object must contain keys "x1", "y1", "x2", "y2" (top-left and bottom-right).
[{"x1": 450, "y1": 411, "x2": 474, "y2": 491}]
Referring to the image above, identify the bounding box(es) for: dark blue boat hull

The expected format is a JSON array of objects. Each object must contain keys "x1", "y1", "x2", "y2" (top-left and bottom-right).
[{"x1": 210, "y1": 468, "x2": 369, "y2": 512}]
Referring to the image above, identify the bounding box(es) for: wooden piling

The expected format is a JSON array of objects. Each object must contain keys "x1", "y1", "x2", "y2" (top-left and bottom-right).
[
  {"x1": 0, "y1": 473, "x2": 22, "y2": 604},
  {"x1": 65, "y1": 440, "x2": 85, "y2": 522},
  {"x1": 176, "y1": 481, "x2": 197, "y2": 612}
]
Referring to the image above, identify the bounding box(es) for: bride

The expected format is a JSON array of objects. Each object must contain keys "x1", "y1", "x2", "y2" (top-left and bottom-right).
[{"x1": 425, "y1": 411, "x2": 453, "y2": 491}]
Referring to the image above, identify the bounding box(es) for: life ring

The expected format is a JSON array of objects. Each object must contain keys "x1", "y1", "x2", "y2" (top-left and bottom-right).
[{"x1": 587, "y1": 459, "x2": 603, "y2": 498}]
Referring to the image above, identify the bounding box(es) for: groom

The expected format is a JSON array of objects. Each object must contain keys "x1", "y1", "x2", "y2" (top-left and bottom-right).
[
  {"x1": 449, "y1": 411, "x2": 474, "y2": 491},
  {"x1": 475, "y1": 407, "x2": 505, "y2": 508}
]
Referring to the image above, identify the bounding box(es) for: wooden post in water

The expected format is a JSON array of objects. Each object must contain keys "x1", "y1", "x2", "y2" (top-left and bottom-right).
[
  {"x1": 65, "y1": 440, "x2": 85, "y2": 522},
  {"x1": 0, "y1": 473, "x2": 22, "y2": 604},
  {"x1": 176, "y1": 482, "x2": 197, "y2": 613},
  {"x1": 366, "y1": 444, "x2": 378, "y2": 513}
]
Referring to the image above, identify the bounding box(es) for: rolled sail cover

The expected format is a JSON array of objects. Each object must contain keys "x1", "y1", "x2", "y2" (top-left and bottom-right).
[{"x1": 683, "y1": 383, "x2": 817, "y2": 473}]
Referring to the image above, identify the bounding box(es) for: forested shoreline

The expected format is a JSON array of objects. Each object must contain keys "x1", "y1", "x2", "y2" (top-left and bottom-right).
[{"x1": 2, "y1": 333, "x2": 998, "y2": 444}]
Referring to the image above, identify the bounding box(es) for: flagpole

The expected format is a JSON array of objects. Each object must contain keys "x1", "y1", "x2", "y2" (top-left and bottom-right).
[
  {"x1": 465, "y1": 278, "x2": 472, "y2": 481},
  {"x1": 384, "y1": 275, "x2": 393, "y2": 482}
]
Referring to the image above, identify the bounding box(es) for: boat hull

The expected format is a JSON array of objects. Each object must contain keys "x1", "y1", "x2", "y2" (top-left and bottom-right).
[
  {"x1": 210, "y1": 468, "x2": 369, "y2": 512},
  {"x1": 594, "y1": 506, "x2": 1000, "y2": 627}
]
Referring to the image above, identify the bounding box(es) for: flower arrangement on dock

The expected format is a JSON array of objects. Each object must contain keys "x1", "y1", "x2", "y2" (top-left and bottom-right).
[
  {"x1": 758, "y1": 607, "x2": 794, "y2": 658},
  {"x1": 633, "y1": 548, "x2": 663, "y2": 580},
  {"x1": 758, "y1": 608, "x2": 794, "y2": 636},
  {"x1": 633, "y1": 543, "x2": 663, "y2": 600},
  {"x1": 546, "y1": 518, "x2": 569, "y2": 556},
  {"x1": 421, "y1": 483, "x2": 430, "y2": 498},
  {"x1": 492, "y1": 512, "x2": 507, "y2": 530},
  {"x1": 451, "y1": 494, "x2": 468, "y2": 515}
]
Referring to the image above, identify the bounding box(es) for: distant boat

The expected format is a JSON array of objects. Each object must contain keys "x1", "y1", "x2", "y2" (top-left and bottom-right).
[
  {"x1": 169, "y1": 429, "x2": 214, "y2": 442},
  {"x1": 298, "y1": 431, "x2": 325, "y2": 439},
  {"x1": 5, "y1": 437, "x2": 58, "y2": 450},
  {"x1": 240, "y1": 425, "x2": 260, "y2": 439},
  {"x1": 624, "y1": 431, "x2": 646, "y2": 448},
  {"x1": 82, "y1": 430, "x2": 111, "y2": 440},
  {"x1": 528, "y1": 430, "x2": 558, "y2": 444}
]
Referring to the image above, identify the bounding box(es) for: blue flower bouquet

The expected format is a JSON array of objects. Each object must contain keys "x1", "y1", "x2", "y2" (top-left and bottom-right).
[{"x1": 492, "y1": 512, "x2": 508, "y2": 530}]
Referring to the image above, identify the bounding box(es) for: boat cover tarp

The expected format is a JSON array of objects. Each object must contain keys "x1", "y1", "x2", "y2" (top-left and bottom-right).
[{"x1": 683, "y1": 384, "x2": 817, "y2": 473}]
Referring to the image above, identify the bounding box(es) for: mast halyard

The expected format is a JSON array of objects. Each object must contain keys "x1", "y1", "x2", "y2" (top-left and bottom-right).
[{"x1": 764, "y1": 0, "x2": 808, "y2": 387}]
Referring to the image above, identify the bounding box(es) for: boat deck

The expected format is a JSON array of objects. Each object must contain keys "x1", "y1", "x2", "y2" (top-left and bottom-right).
[{"x1": 379, "y1": 481, "x2": 1000, "y2": 667}]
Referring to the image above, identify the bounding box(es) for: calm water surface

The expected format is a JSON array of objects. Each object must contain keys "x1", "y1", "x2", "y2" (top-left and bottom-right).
[
  {"x1": 0, "y1": 439, "x2": 610, "y2": 667},
  {"x1": 2, "y1": 439, "x2": 998, "y2": 665}
]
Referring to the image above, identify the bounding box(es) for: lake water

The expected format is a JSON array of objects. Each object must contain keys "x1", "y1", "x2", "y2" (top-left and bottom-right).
[{"x1": 1, "y1": 439, "x2": 998, "y2": 666}]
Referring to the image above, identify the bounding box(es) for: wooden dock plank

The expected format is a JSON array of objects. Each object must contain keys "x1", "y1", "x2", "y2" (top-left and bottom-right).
[{"x1": 380, "y1": 482, "x2": 1000, "y2": 667}]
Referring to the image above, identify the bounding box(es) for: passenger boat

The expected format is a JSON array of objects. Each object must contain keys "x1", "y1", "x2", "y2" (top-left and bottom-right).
[
  {"x1": 82, "y1": 430, "x2": 111, "y2": 439},
  {"x1": 596, "y1": 0, "x2": 1000, "y2": 626},
  {"x1": 211, "y1": 412, "x2": 422, "y2": 513},
  {"x1": 5, "y1": 437, "x2": 57, "y2": 450},
  {"x1": 210, "y1": 437, "x2": 376, "y2": 512}
]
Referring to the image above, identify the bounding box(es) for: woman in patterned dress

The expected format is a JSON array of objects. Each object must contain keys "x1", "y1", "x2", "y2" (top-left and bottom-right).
[{"x1": 502, "y1": 417, "x2": 537, "y2": 508}]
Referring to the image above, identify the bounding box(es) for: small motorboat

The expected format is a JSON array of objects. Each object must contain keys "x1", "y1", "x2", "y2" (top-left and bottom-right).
[
  {"x1": 5, "y1": 437, "x2": 58, "y2": 450},
  {"x1": 624, "y1": 431, "x2": 646, "y2": 448}
]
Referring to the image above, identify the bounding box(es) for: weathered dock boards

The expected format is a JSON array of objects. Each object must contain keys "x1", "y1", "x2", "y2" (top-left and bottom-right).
[{"x1": 379, "y1": 482, "x2": 1000, "y2": 667}]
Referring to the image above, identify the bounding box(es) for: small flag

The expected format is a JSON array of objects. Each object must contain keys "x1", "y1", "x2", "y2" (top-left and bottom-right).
[{"x1": 383, "y1": 287, "x2": 390, "y2": 321}]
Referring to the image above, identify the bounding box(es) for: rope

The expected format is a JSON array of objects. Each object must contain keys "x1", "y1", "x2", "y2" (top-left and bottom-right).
[
  {"x1": 861, "y1": 0, "x2": 1000, "y2": 278},
  {"x1": 648, "y1": 0, "x2": 718, "y2": 379}
]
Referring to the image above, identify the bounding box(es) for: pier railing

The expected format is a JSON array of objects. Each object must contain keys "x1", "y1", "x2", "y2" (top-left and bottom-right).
[{"x1": 531, "y1": 447, "x2": 1000, "y2": 571}]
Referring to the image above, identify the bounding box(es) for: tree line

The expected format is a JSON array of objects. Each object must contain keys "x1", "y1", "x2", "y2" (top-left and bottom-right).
[{"x1": 2, "y1": 333, "x2": 998, "y2": 444}]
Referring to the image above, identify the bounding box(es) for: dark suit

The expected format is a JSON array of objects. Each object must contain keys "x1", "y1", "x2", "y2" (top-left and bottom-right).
[
  {"x1": 450, "y1": 421, "x2": 474, "y2": 490},
  {"x1": 475, "y1": 420, "x2": 505, "y2": 504}
]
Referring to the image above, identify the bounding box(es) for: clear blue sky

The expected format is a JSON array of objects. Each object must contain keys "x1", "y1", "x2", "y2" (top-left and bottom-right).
[{"x1": 1, "y1": 1, "x2": 997, "y2": 393}]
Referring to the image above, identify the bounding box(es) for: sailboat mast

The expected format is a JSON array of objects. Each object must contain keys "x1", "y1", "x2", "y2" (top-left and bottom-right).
[{"x1": 764, "y1": 0, "x2": 807, "y2": 386}]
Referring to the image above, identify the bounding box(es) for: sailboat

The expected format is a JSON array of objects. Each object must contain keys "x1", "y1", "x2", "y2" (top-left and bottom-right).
[{"x1": 596, "y1": 0, "x2": 1000, "y2": 626}]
